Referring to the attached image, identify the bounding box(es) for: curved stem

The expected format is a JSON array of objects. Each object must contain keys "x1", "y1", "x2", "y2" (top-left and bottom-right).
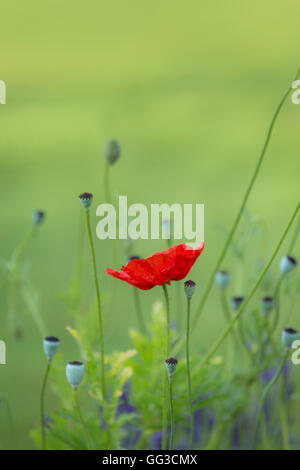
[
  {"x1": 73, "y1": 388, "x2": 92, "y2": 449},
  {"x1": 186, "y1": 298, "x2": 194, "y2": 449},
  {"x1": 194, "y1": 201, "x2": 299, "y2": 376},
  {"x1": 40, "y1": 359, "x2": 51, "y2": 450},
  {"x1": 220, "y1": 290, "x2": 238, "y2": 349},
  {"x1": 133, "y1": 287, "x2": 146, "y2": 335},
  {"x1": 168, "y1": 375, "x2": 174, "y2": 450},
  {"x1": 104, "y1": 161, "x2": 111, "y2": 204},
  {"x1": 193, "y1": 66, "x2": 300, "y2": 330},
  {"x1": 279, "y1": 374, "x2": 290, "y2": 450},
  {"x1": 269, "y1": 276, "x2": 283, "y2": 335},
  {"x1": 254, "y1": 349, "x2": 289, "y2": 448},
  {"x1": 162, "y1": 284, "x2": 171, "y2": 450},
  {"x1": 85, "y1": 210, "x2": 106, "y2": 401},
  {"x1": 13, "y1": 225, "x2": 37, "y2": 265},
  {"x1": 288, "y1": 213, "x2": 300, "y2": 253}
]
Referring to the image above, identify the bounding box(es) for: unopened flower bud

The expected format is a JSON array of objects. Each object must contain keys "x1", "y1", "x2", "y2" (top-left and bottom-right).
[
  {"x1": 104, "y1": 139, "x2": 121, "y2": 165},
  {"x1": 261, "y1": 296, "x2": 275, "y2": 315},
  {"x1": 281, "y1": 328, "x2": 298, "y2": 349},
  {"x1": 66, "y1": 361, "x2": 85, "y2": 387},
  {"x1": 231, "y1": 296, "x2": 245, "y2": 312},
  {"x1": 280, "y1": 256, "x2": 297, "y2": 275},
  {"x1": 127, "y1": 255, "x2": 141, "y2": 264},
  {"x1": 32, "y1": 210, "x2": 45, "y2": 225},
  {"x1": 79, "y1": 192, "x2": 93, "y2": 210},
  {"x1": 215, "y1": 270, "x2": 231, "y2": 290},
  {"x1": 184, "y1": 280, "x2": 196, "y2": 299},
  {"x1": 165, "y1": 357, "x2": 178, "y2": 375},
  {"x1": 43, "y1": 336, "x2": 60, "y2": 359}
]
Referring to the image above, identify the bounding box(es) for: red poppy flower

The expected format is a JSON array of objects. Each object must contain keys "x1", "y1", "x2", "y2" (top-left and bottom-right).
[{"x1": 107, "y1": 242, "x2": 204, "y2": 290}]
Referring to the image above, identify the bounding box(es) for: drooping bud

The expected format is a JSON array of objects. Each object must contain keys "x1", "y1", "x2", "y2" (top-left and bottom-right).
[
  {"x1": 104, "y1": 139, "x2": 121, "y2": 165},
  {"x1": 281, "y1": 328, "x2": 298, "y2": 349},
  {"x1": 279, "y1": 256, "x2": 297, "y2": 275},
  {"x1": 261, "y1": 296, "x2": 275, "y2": 315},
  {"x1": 215, "y1": 270, "x2": 231, "y2": 290},
  {"x1": 66, "y1": 361, "x2": 85, "y2": 387},
  {"x1": 230, "y1": 296, "x2": 245, "y2": 312},
  {"x1": 32, "y1": 210, "x2": 45, "y2": 225},
  {"x1": 43, "y1": 336, "x2": 60, "y2": 360},
  {"x1": 127, "y1": 255, "x2": 141, "y2": 264},
  {"x1": 165, "y1": 357, "x2": 178, "y2": 375},
  {"x1": 78, "y1": 192, "x2": 93, "y2": 210},
  {"x1": 184, "y1": 280, "x2": 196, "y2": 299}
]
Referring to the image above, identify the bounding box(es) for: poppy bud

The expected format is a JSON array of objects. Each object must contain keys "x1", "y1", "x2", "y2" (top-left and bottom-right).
[
  {"x1": 32, "y1": 210, "x2": 45, "y2": 225},
  {"x1": 43, "y1": 336, "x2": 60, "y2": 359},
  {"x1": 78, "y1": 192, "x2": 93, "y2": 210},
  {"x1": 104, "y1": 138, "x2": 121, "y2": 165},
  {"x1": 165, "y1": 357, "x2": 178, "y2": 375},
  {"x1": 230, "y1": 296, "x2": 245, "y2": 312},
  {"x1": 127, "y1": 255, "x2": 141, "y2": 264},
  {"x1": 215, "y1": 270, "x2": 231, "y2": 290},
  {"x1": 184, "y1": 280, "x2": 196, "y2": 299},
  {"x1": 280, "y1": 256, "x2": 297, "y2": 275},
  {"x1": 282, "y1": 328, "x2": 298, "y2": 349},
  {"x1": 66, "y1": 361, "x2": 85, "y2": 388},
  {"x1": 261, "y1": 296, "x2": 275, "y2": 315}
]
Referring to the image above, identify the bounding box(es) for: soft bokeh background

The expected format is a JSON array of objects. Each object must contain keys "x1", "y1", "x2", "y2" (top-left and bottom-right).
[{"x1": 0, "y1": 0, "x2": 299, "y2": 449}]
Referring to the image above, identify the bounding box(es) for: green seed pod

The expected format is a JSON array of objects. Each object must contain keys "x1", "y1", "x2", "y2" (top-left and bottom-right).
[
  {"x1": 165, "y1": 357, "x2": 178, "y2": 375},
  {"x1": 32, "y1": 210, "x2": 45, "y2": 225},
  {"x1": 66, "y1": 361, "x2": 85, "y2": 387},
  {"x1": 104, "y1": 139, "x2": 121, "y2": 165},
  {"x1": 184, "y1": 280, "x2": 196, "y2": 299},
  {"x1": 43, "y1": 336, "x2": 60, "y2": 359},
  {"x1": 230, "y1": 296, "x2": 245, "y2": 312},
  {"x1": 215, "y1": 270, "x2": 231, "y2": 290},
  {"x1": 280, "y1": 256, "x2": 297, "y2": 275},
  {"x1": 78, "y1": 192, "x2": 93, "y2": 210},
  {"x1": 261, "y1": 296, "x2": 275, "y2": 315},
  {"x1": 281, "y1": 328, "x2": 298, "y2": 349}
]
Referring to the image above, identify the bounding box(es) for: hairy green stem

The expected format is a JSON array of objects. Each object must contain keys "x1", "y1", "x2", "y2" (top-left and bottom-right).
[
  {"x1": 162, "y1": 284, "x2": 171, "y2": 450},
  {"x1": 168, "y1": 375, "x2": 174, "y2": 450},
  {"x1": 73, "y1": 388, "x2": 92, "y2": 449},
  {"x1": 288, "y1": 214, "x2": 300, "y2": 253},
  {"x1": 186, "y1": 298, "x2": 194, "y2": 449},
  {"x1": 192, "y1": 66, "x2": 300, "y2": 330},
  {"x1": 254, "y1": 349, "x2": 289, "y2": 448},
  {"x1": 40, "y1": 359, "x2": 51, "y2": 450},
  {"x1": 194, "y1": 201, "x2": 299, "y2": 375},
  {"x1": 104, "y1": 161, "x2": 112, "y2": 204},
  {"x1": 85, "y1": 210, "x2": 106, "y2": 401},
  {"x1": 279, "y1": 374, "x2": 290, "y2": 450}
]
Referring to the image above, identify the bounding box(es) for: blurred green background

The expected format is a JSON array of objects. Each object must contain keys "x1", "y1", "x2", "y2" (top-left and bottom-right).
[{"x1": 0, "y1": 0, "x2": 299, "y2": 449}]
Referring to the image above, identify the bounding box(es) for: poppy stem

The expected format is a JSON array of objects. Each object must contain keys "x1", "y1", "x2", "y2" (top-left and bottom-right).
[
  {"x1": 254, "y1": 349, "x2": 289, "y2": 448},
  {"x1": 194, "y1": 201, "x2": 299, "y2": 376},
  {"x1": 85, "y1": 209, "x2": 106, "y2": 401},
  {"x1": 162, "y1": 283, "x2": 171, "y2": 450},
  {"x1": 40, "y1": 359, "x2": 52, "y2": 450},
  {"x1": 192, "y1": 66, "x2": 300, "y2": 330},
  {"x1": 104, "y1": 160, "x2": 112, "y2": 204},
  {"x1": 168, "y1": 375, "x2": 174, "y2": 450},
  {"x1": 186, "y1": 297, "x2": 194, "y2": 449},
  {"x1": 288, "y1": 213, "x2": 300, "y2": 253},
  {"x1": 133, "y1": 287, "x2": 146, "y2": 335},
  {"x1": 73, "y1": 388, "x2": 92, "y2": 449}
]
